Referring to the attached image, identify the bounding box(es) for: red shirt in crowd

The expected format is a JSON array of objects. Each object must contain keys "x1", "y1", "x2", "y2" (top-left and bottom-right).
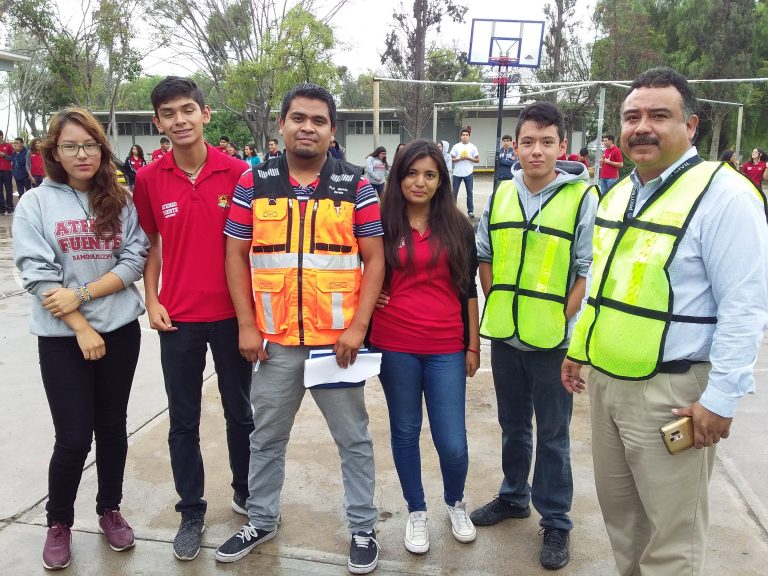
[
  {"x1": 30, "y1": 152, "x2": 45, "y2": 177},
  {"x1": 567, "y1": 153, "x2": 590, "y2": 168},
  {"x1": 133, "y1": 144, "x2": 249, "y2": 322},
  {"x1": 129, "y1": 156, "x2": 145, "y2": 173},
  {"x1": 370, "y1": 227, "x2": 464, "y2": 355},
  {"x1": 741, "y1": 160, "x2": 767, "y2": 189},
  {"x1": 151, "y1": 148, "x2": 168, "y2": 162},
  {"x1": 0, "y1": 142, "x2": 14, "y2": 171},
  {"x1": 600, "y1": 145, "x2": 623, "y2": 179}
]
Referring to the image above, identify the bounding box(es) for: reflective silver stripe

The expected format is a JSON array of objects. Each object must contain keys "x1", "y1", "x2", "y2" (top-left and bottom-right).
[
  {"x1": 250, "y1": 253, "x2": 360, "y2": 270},
  {"x1": 331, "y1": 292, "x2": 345, "y2": 330},
  {"x1": 261, "y1": 293, "x2": 275, "y2": 333}
]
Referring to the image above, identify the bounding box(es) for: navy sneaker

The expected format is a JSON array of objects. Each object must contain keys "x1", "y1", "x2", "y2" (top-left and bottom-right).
[
  {"x1": 348, "y1": 529, "x2": 379, "y2": 574},
  {"x1": 215, "y1": 524, "x2": 276, "y2": 563},
  {"x1": 470, "y1": 496, "x2": 531, "y2": 526},
  {"x1": 539, "y1": 528, "x2": 570, "y2": 570}
]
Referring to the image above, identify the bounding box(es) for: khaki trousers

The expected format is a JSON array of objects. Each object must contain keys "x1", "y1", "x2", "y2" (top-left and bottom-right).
[{"x1": 589, "y1": 364, "x2": 716, "y2": 576}]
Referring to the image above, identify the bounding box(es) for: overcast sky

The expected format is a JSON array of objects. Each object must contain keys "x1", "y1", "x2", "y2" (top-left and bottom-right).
[{"x1": 140, "y1": 0, "x2": 594, "y2": 78}]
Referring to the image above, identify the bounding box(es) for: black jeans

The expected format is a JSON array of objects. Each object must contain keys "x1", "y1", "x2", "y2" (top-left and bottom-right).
[
  {"x1": 491, "y1": 342, "x2": 574, "y2": 531},
  {"x1": 0, "y1": 170, "x2": 13, "y2": 211},
  {"x1": 39, "y1": 320, "x2": 141, "y2": 527},
  {"x1": 14, "y1": 175, "x2": 30, "y2": 198},
  {"x1": 159, "y1": 318, "x2": 254, "y2": 518}
]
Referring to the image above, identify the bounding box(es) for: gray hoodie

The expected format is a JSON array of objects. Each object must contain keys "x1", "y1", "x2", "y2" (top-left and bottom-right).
[
  {"x1": 476, "y1": 160, "x2": 598, "y2": 350},
  {"x1": 13, "y1": 179, "x2": 149, "y2": 336}
]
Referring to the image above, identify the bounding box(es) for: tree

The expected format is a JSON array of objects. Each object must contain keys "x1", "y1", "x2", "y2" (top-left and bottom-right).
[
  {"x1": 143, "y1": 0, "x2": 347, "y2": 150},
  {"x1": 535, "y1": 0, "x2": 596, "y2": 142},
  {"x1": 8, "y1": 0, "x2": 144, "y2": 144},
  {"x1": 380, "y1": 0, "x2": 468, "y2": 138}
]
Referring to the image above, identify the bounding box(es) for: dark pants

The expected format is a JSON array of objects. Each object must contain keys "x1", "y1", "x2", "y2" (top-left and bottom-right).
[
  {"x1": 14, "y1": 175, "x2": 30, "y2": 198},
  {"x1": 32, "y1": 175, "x2": 44, "y2": 187},
  {"x1": 39, "y1": 320, "x2": 141, "y2": 527},
  {"x1": 159, "y1": 318, "x2": 254, "y2": 518},
  {"x1": 491, "y1": 342, "x2": 573, "y2": 531},
  {"x1": 0, "y1": 170, "x2": 13, "y2": 211}
]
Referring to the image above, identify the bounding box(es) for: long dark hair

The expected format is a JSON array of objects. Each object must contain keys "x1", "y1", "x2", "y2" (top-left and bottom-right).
[
  {"x1": 367, "y1": 146, "x2": 389, "y2": 169},
  {"x1": 131, "y1": 144, "x2": 145, "y2": 161},
  {"x1": 380, "y1": 139, "x2": 472, "y2": 293},
  {"x1": 42, "y1": 107, "x2": 129, "y2": 239}
]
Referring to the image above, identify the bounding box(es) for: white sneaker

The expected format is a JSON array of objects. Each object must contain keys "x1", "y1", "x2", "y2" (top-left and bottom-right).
[
  {"x1": 446, "y1": 501, "x2": 476, "y2": 543},
  {"x1": 404, "y1": 511, "x2": 429, "y2": 554}
]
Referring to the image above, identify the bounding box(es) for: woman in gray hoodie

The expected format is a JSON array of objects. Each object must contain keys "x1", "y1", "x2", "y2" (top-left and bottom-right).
[{"x1": 13, "y1": 107, "x2": 149, "y2": 570}]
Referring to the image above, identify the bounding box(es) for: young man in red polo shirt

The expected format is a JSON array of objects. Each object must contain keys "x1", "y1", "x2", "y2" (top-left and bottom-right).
[
  {"x1": 598, "y1": 134, "x2": 623, "y2": 196},
  {"x1": 0, "y1": 130, "x2": 15, "y2": 214},
  {"x1": 133, "y1": 76, "x2": 254, "y2": 562},
  {"x1": 150, "y1": 136, "x2": 171, "y2": 163}
]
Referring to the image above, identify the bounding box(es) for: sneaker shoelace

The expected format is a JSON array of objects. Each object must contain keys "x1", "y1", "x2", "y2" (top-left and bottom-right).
[
  {"x1": 50, "y1": 522, "x2": 69, "y2": 544},
  {"x1": 450, "y1": 503, "x2": 472, "y2": 531},
  {"x1": 104, "y1": 510, "x2": 128, "y2": 529},
  {"x1": 540, "y1": 528, "x2": 567, "y2": 547},
  {"x1": 352, "y1": 532, "x2": 380, "y2": 550},
  {"x1": 236, "y1": 524, "x2": 262, "y2": 543},
  {"x1": 410, "y1": 514, "x2": 427, "y2": 539}
]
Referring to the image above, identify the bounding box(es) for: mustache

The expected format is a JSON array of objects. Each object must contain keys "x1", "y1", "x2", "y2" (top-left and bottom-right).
[{"x1": 629, "y1": 136, "x2": 660, "y2": 146}]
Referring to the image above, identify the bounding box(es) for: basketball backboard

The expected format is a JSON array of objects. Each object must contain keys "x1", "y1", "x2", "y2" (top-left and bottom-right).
[{"x1": 468, "y1": 19, "x2": 545, "y2": 68}]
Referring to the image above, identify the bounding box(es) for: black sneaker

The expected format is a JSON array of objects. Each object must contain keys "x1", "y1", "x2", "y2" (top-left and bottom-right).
[
  {"x1": 469, "y1": 496, "x2": 531, "y2": 526},
  {"x1": 539, "y1": 528, "x2": 570, "y2": 570},
  {"x1": 173, "y1": 516, "x2": 205, "y2": 561},
  {"x1": 215, "y1": 524, "x2": 276, "y2": 563},
  {"x1": 347, "y1": 530, "x2": 379, "y2": 574},
  {"x1": 231, "y1": 493, "x2": 248, "y2": 516}
]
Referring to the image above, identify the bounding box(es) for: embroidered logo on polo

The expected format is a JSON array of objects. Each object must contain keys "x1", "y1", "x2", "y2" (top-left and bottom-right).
[
  {"x1": 217, "y1": 195, "x2": 230, "y2": 209},
  {"x1": 161, "y1": 201, "x2": 179, "y2": 218}
]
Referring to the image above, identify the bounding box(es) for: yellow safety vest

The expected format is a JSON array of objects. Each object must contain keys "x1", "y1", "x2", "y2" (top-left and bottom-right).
[
  {"x1": 250, "y1": 155, "x2": 363, "y2": 346},
  {"x1": 568, "y1": 158, "x2": 729, "y2": 379},
  {"x1": 480, "y1": 179, "x2": 595, "y2": 349}
]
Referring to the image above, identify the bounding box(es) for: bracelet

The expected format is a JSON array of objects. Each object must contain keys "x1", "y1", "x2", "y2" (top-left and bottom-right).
[
  {"x1": 73, "y1": 286, "x2": 85, "y2": 304},
  {"x1": 82, "y1": 284, "x2": 92, "y2": 303},
  {"x1": 467, "y1": 347, "x2": 480, "y2": 354}
]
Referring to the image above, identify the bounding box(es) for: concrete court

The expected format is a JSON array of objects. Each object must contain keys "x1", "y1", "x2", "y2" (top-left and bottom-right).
[{"x1": 1, "y1": 176, "x2": 767, "y2": 575}]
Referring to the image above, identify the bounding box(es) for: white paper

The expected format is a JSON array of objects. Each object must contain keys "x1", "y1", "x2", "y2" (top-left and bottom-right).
[{"x1": 303, "y1": 349, "x2": 382, "y2": 388}]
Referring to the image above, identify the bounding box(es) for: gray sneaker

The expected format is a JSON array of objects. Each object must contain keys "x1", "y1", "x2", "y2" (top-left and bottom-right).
[{"x1": 173, "y1": 516, "x2": 205, "y2": 561}]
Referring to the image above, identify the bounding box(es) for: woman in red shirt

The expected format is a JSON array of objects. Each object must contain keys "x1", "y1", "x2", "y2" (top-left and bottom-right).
[
  {"x1": 741, "y1": 148, "x2": 767, "y2": 190},
  {"x1": 370, "y1": 140, "x2": 479, "y2": 555},
  {"x1": 28, "y1": 138, "x2": 46, "y2": 187},
  {"x1": 123, "y1": 145, "x2": 146, "y2": 191}
]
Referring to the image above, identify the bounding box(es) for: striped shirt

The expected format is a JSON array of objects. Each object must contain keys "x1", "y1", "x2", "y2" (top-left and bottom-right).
[{"x1": 224, "y1": 168, "x2": 383, "y2": 240}]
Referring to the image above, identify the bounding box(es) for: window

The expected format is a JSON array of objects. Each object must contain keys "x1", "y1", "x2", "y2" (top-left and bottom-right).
[
  {"x1": 380, "y1": 120, "x2": 400, "y2": 135},
  {"x1": 134, "y1": 121, "x2": 160, "y2": 136},
  {"x1": 346, "y1": 120, "x2": 373, "y2": 135},
  {"x1": 117, "y1": 122, "x2": 133, "y2": 136}
]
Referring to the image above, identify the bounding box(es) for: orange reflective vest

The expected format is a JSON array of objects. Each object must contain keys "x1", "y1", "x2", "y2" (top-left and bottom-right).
[{"x1": 250, "y1": 155, "x2": 363, "y2": 346}]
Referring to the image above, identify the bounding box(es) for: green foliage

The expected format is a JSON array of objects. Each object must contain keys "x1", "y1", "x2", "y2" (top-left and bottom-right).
[{"x1": 205, "y1": 111, "x2": 253, "y2": 150}]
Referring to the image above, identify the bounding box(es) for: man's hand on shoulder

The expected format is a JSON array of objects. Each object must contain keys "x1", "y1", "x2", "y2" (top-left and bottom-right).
[{"x1": 672, "y1": 401, "x2": 732, "y2": 449}]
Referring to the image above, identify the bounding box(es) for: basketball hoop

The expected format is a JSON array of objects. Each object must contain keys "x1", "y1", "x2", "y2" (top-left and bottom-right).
[{"x1": 488, "y1": 56, "x2": 517, "y2": 86}]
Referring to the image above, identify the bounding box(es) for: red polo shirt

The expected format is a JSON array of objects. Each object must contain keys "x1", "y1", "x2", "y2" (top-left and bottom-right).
[
  {"x1": 600, "y1": 145, "x2": 623, "y2": 179},
  {"x1": 741, "y1": 160, "x2": 766, "y2": 189},
  {"x1": 151, "y1": 148, "x2": 168, "y2": 162},
  {"x1": 133, "y1": 143, "x2": 249, "y2": 322},
  {"x1": 0, "y1": 142, "x2": 14, "y2": 170},
  {"x1": 370, "y1": 227, "x2": 464, "y2": 354}
]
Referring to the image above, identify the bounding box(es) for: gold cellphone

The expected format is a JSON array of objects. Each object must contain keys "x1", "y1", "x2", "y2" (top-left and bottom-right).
[{"x1": 659, "y1": 416, "x2": 694, "y2": 455}]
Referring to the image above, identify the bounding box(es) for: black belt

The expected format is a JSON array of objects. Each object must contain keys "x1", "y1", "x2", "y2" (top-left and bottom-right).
[{"x1": 657, "y1": 360, "x2": 706, "y2": 374}]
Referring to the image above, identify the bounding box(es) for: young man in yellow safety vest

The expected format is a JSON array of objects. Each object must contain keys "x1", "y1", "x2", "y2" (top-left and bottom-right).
[
  {"x1": 562, "y1": 67, "x2": 768, "y2": 576},
  {"x1": 472, "y1": 101, "x2": 598, "y2": 570}
]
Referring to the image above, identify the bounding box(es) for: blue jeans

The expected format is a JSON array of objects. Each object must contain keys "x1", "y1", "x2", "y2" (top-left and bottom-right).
[
  {"x1": 378, "y1": 350, "x2": 468, "y2": 512},
  {"x1": 452, "y1": 174, "x2": 474, "y2": 214},
  {"x1": 599, "y1": 177, "x2": 618, "y2": 196},
  {"x1": 159, "y1": 318, "x2": 254, "y2": 518},
  {"x1": 491, "y1": 342, "x2": 573, "y2": 531}
]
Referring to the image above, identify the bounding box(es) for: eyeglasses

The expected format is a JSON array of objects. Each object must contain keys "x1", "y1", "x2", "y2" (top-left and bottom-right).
[{"x1": 58, "y1": 143, "x2": 101, "y2": 157}]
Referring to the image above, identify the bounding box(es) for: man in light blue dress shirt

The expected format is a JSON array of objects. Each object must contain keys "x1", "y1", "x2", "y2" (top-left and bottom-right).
[{"x1": 561, "y1": 67, "x2": 768, "y2": 575}]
